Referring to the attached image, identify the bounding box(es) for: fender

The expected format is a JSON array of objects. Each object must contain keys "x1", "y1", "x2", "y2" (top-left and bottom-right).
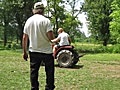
[{"x1": 53, "y1": 45, "x2": 74, "y2": 59}]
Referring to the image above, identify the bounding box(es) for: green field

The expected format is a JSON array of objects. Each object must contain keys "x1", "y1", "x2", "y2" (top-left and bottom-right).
[{"x1": 0, "y1": 50, "x2": 120, "y2": 90}]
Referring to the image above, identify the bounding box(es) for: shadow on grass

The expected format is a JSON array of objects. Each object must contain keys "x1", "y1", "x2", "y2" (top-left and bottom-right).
[
  {"x1": 41, "y1": 62, "x2": 84, "y2": 69},
  {"x1": 72, "y1": 64, "x2": 84, "y2": 69}
]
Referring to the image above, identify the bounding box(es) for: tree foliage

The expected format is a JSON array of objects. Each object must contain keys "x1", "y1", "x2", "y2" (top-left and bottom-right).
[
  {"x1": 109, "y1": 0, "x2": 120, "y2": 44},
  {"x1": 0, "y1": 0, "x2": 35, "y2": 46},
  {"x1": 46, "y1": 0, "x2": 83, "y2": 42},
  {"x1": 0, "y1": 0, "x2": 83, "y2": 46},
  {"x1": 83, "y1": 0, "x2": 113, "y2": 46}
]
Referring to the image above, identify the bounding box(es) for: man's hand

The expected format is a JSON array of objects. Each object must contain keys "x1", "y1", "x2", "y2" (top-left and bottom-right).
[
  {"x1": 51, "y1": 42, "x2": 56, "y2": 48},
  {"x1": 23, "y1": 53, "x2": 28, "y2": 61}
]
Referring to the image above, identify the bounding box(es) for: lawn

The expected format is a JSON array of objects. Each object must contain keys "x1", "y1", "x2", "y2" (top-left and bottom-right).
[{"x1": 0, "y1": 50, "x2": 120, "y2": 90}]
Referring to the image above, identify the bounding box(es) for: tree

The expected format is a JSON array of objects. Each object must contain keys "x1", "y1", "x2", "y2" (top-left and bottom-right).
[
  {"x1": 0, "y1": 0, "x2": 83, "y2": 47},
  {"x1": 83, "y1": 0, "x2": 113, "y2": 46},
  {"x1": 46, "y1": 0, "x2": 83, "y2": 41},
  {"x1": 0, "y1": 0, "x2": 35, "y2": 46},
  {"x1": 63, "y1": 0, "x2": 83, "y2": 42},
  {"x1": 0, "y1": 0, "x2": 15, "y2": 46},
  {"x1": 109, "y1": 0, "x2": 120, "y2": 44},
  {"x1": 46, "y1": 0, "x2": 67, "y2": 35},
  {"x1": 13, "y1": 0, "x2": 33, "y2": 45}
]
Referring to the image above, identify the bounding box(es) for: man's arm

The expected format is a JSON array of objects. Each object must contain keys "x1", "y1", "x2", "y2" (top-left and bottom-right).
[
  {"x1": 22, "y1": 33, "x2": 28, "y2": 60},
  {"x1": 50, "y1": 34, "x2": 60, "y2": 43},
  {"x1": 47, "y1": 31, "x2": 55, "y2": 41},
  {"x1": 51, "y1": 38, "x2": 60, "y2": 43}
]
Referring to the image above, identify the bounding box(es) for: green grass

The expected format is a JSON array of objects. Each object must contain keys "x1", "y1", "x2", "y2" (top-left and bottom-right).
[{"x1": 0, "y1": 50, "x2": 120, "y2": 90}]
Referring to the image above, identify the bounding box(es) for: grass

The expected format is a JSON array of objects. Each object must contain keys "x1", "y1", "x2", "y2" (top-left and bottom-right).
[{"x1": 0, "y1": 50, "x2": 120, "y2": 90}]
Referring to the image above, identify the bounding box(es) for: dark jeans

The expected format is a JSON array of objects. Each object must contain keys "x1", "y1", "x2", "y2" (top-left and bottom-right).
[{"x1": 29, "y1": 52, "x2": 55, "y2": 90}]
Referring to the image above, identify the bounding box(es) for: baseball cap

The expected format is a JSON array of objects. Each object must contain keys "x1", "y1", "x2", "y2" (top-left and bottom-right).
[{"x1": 33, "y1": 2, "x2": 44, "y2": 9}]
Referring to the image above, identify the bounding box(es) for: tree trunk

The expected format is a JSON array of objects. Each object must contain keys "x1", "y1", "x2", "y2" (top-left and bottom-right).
[
  {"x1": 103, "y1": 39, "x2": 107, "y2": 46},
  {"x1": 3, "y1": 14, "x2": 8, "y2": 47},
  {"x1": 3, "y1": 28, "x2": 7, "y2": 46}
]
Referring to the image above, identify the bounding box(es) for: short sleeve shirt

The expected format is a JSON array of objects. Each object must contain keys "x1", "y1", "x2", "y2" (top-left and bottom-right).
[
  {"x1": 57, "y1": 32, "x2": 70, "y2": 46},
  {"x1": 23, "y1": 14, "x2": 53, "y2": 53}
]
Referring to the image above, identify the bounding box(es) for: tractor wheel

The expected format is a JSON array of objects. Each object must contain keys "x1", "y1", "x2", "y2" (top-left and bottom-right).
[{"x1": 56, "y1": 50, "x2": 74, "y2": 68}]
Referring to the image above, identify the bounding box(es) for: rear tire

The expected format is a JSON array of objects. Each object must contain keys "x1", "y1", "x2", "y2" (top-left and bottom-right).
[{"x1": 56, "y1": 50, "x2": 74, "y2": 68}]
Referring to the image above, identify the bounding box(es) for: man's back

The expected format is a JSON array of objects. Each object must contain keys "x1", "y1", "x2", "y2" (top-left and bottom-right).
[
  {"x1": 23, "y1": 14, "x2": 53, "y2": 53},
  {"x1": 58, "y1": 32, "x2": 70, "y2": 46}
]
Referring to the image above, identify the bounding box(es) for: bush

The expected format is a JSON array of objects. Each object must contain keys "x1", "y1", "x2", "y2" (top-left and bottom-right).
[
  {"x1": 5, "y1": 43, "x2": 21, "y2": 50},
  {"x1": 74, "y1": 43, "x2": 120, "y2": 53},
  {"x1": 11, "y1": 43, "x2": 21, "y2": 49},
  {"x1": 111, "y1": 44, "x2": 120, "y2": 53}
]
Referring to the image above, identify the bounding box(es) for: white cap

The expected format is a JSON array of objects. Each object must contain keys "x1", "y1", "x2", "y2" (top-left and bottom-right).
[{"x1": 33, "y1": 2, "x2": 44, "y2": 9}]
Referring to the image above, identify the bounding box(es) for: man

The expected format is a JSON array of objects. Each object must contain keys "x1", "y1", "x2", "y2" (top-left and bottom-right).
[
  {"x1": 22, "y1": 2, "x2": 55, "y2": 90},
  {"x1": 51, "y1": 28, "x2": 71, "y2": 53}
]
